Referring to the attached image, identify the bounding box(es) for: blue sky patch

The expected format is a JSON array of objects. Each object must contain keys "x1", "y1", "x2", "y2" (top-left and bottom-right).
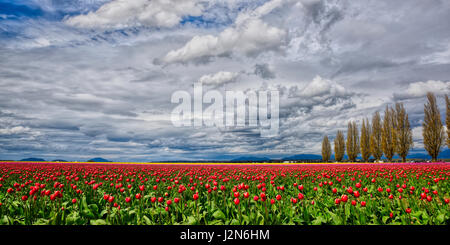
[{"x1": 0, "y1": 2, "x2": 43, "y2": 18}]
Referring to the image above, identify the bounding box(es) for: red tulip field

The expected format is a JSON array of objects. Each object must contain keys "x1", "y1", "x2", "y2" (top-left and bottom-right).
[{"x1": 0, "y1": 162, "x2": 448, "y2": 225}]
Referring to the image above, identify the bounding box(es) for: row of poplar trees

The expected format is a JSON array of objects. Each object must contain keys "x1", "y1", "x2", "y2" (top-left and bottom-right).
[{"x1": 321, "y1": 92, "x2": 450, "y2": 162}]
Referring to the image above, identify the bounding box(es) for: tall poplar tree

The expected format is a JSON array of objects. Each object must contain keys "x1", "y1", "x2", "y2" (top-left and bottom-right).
[
  {"x1": 395, "y1": 102, "x2": 413, "y2": 162},
  {"x1": 334, "y1": 130, "x2": 345, "y2": 162},
  {"x1": 370, "y1": 111, "x2": 383, "y2": 161},
  {"x1": 360, "y1": 118, "x2": 371, "y2": 162},
  {"x1": 382, "y1": 106, "x2": 396, "y2": 162},
  {"x1": 322, "y1": 135, "x2": 331, "y2": 162},
  {"x1": 346, "y1": 121, "x2": 360, "y2": 162},
  {"x1": 423, "y1": 92, "x2": 445, "y2": 162}
]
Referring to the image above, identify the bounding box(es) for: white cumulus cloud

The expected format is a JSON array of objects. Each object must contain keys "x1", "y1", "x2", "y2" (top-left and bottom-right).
[
  {"x1": 161, "y1": 0, "x2": 288, "y2": 64},
  {"x1": 65, "y1": 0, "x2": 203, "y2": 29},
  {"x1": 299, "y1": 76, "x2": 348, "y2": 98},
  {"x1": 199, "y1": 71, "x2": 239, "y2": 86},
  {"x1": 394, "y1": 80, "x2": 450, "y2": 100}
]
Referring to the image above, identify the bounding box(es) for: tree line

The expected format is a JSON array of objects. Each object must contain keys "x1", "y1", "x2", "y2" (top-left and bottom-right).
[{"x1": 321, "y1": 92, "x2": 449, "y2": 162}]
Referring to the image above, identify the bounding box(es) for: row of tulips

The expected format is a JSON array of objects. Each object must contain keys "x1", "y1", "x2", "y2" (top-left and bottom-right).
[{"x1": 0, "y1": 162, "x2": 448, "y2": 225}]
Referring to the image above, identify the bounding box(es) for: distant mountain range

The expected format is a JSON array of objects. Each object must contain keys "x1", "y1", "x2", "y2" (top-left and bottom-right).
[
  {"x1": 15, "y1": 149, "x2": 450, "y2": 163},
  {"x1": 18, "y1": 157, "x2": 111, "y2": 162},
  {"x1": 231, "y1": 156, "x2": 271, "y2": 162},
  {"x1": 406, "y1": 149, "x2": 450, "y2": 159},
  {"x1": 20, "y1": 158, "x2": 69, "y2": 162},
  {"x1": 87, "y1": 157, "x2": 111, "y2": 162},
  {"x1": 282, "y1": 154, "x2": 322, "y2": 161},
  {"x1": 20, "y1": 158, "x2": 45, "y2": 161}
]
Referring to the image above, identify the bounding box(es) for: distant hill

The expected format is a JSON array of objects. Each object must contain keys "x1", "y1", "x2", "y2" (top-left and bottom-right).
[
  {"x1": 283, "y1": 154, "x2": 322, "y2": 161},
  {"x1": 406, "y1": 149, "x2": 450, "y2": 159},
  {"x1": 52, "y1": 159, "x2": 67, "y2": 162},
  {"x1": 20, "y1": 158, "x2": 45, "y2": 161},
  {"x1": 87, "y1": 157, "x2": 111, "y2": 162},
  {"x1": 231, "y1": 156, "x2": 271, "y2": 162},
  {"x1": 439, "y1": 149, "x2": 450, "y2": 158}
]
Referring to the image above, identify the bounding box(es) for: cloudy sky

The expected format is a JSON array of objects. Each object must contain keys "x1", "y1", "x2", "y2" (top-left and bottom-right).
[{"x1": 0, "y1": 0, "x2": 449, "y2": 161}]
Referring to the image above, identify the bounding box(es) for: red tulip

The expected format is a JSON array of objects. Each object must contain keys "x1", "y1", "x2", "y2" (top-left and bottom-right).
[
  {"x1": 108, "y1": 196, "x2": 114, "y2": 203},
  {"x1": 347, "y1": 187, "x2": 353, "y2": 194},
  {"x1": 335, "y1": 198, "x2": 341, "y2": 205},
  {"x1": 234, "y1": 198, "x2": 240, "y2": 205},
  {"x1": 260, "y1": 193, "x2": 267, "y2": 201}
]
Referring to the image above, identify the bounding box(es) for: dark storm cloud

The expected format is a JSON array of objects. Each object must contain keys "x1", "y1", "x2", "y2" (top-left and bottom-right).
[{"x1": 254, "y1": 63, "x2": 276, "y2": 79}]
